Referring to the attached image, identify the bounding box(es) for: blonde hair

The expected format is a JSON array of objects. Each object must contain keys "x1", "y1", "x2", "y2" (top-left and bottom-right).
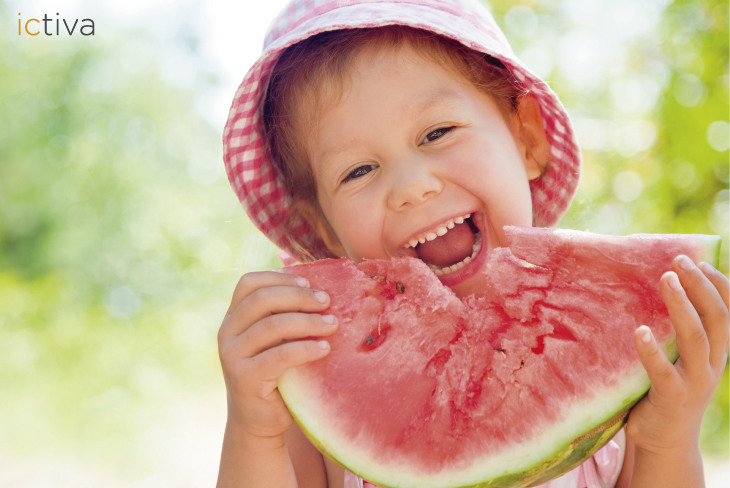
[{"x1": 263, "y1": 25, "x2": 527, "y2": 261}]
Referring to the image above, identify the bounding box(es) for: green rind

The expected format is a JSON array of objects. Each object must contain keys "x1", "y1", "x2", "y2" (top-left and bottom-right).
[
  {"x1": 485, "y1": 411, "x2": 627, "y2": 488},
  {"x1": 700, "y1": 234, "x2": 722, "y2": 267},
  {"x1": 279, "y1": 293, "x2": 684, "y2": 488},
  {"x1": 471, "y1": 336, "x2": 679, "y2": 488},
  {"x1": 280, "y1": 335, "x2": 678, "y2": 488}
]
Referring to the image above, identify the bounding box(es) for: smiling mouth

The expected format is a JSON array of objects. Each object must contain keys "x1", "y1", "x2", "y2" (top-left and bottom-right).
[{"x1": 403, "y1": 213, "x2": 482, "y2": 276}]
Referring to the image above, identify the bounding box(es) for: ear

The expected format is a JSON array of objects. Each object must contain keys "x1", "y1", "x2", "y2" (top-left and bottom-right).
[
  {"x1": 294, "y1": 199, "x2": 348, "y2": 258},
  {"x1": 512, "y1": 93, "x2": 550, "y2": 180}
]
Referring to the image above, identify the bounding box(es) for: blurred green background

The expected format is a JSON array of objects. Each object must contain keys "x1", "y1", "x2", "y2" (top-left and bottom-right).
[{"x1": 1, "y1": 0, "x2": 727, "y2": 486}]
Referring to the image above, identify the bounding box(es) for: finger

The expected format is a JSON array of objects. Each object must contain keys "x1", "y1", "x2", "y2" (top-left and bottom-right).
[
  {"x1": 250, "y1": 339, "x2": 331, "y2": 383},
  {"x1": 698, "y1": 262, "x2": 729, "y2": 309},
  {"x1": 634, "y1": 325, "x2": 681, "y2": 394},
  {"x1": 220, "y1": 285, "x2": 331, "y2": 341},
  {"x1": 674, "y1": 256, "x2": 727, "y2": 322},
  {"x1": 698, "y1": 261, "x2": 730, "y2": 367},
  {"x1": 661, "y1": 270, "x2": 709, "y2": 373},
  {"x1": 236, "y1": 313, "x2": 338, "y2": 358},
  {"x1": 226, "y1": 271, "x2": 310, "y2": 315},
  {"x1": 674, "y1": 256, "x2": 729, "y2": 368}
]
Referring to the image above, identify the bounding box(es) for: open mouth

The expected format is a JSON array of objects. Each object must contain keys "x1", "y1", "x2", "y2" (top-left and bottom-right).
[{"x1": 403, "y1": 213, "x2": 482, "y2": 276}]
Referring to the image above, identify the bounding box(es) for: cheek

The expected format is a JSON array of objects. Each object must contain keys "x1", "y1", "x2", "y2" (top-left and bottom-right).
[
  {"x1": 325, "y1": 199, "x2": 386, "y2": 260},
  {"x1": 457, "y1": 159, "x2": 534, "y2": 229},
  {"x1": 482, "y1": 182, "x2": 534, "y2": 232},
  {"x1": 461, "y1": 153, "x2": 533, "y2": 201}
]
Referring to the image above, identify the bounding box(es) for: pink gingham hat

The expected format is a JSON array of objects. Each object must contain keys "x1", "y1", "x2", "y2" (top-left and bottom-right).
[{"x1": 223, "y1": 0, "x2": 581, "y2": 262}]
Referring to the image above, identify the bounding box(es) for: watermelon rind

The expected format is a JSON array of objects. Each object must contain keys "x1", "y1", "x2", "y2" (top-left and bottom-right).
[
  {"x1": 278, "y1": 232, "x2": 719, "y2": 488},
  {"x1": 700, "y1": 234, "x2": 722, "y2": 268},
  {"x1": 280, "y1": 350, "x2": 677, "y2": 488}
]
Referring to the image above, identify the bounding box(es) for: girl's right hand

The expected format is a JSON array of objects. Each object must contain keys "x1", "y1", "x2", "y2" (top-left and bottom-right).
[{"x1": 218, "y1": 270, "x2": 338, "y2": 441}]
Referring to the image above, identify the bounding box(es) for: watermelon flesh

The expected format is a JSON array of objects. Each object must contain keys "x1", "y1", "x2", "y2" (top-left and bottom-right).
[{"x1": 279, "y1": 226, "x2": 721, "y2": 488}]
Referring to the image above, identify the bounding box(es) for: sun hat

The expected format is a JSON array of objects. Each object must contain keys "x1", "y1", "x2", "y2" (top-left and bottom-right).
[{"x1": 223, "y1": 0, "x2": 582, "y2": 262}]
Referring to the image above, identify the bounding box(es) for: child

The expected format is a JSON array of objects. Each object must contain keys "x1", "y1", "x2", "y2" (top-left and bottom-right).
[{"x1": 217, "y1": 0, "x2": 729, "y2": 486}]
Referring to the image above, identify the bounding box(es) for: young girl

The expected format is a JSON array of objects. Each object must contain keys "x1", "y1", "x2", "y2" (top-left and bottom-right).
[{"x1": 217, "y1": 0, "x2": 729, "y2": 486}]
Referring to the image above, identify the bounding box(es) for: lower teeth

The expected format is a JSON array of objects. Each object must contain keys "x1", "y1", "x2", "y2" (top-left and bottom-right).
[{"x1": 428, "y1": 232, "x2": 482, "y2": 276}]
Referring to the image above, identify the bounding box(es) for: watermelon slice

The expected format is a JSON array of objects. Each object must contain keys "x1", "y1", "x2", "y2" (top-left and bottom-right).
[{"x1": 279, "y1": 226, "x2": 721, "y2": 488}]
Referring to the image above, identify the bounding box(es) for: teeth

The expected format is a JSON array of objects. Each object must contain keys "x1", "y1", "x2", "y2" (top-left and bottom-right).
[
  {"x1": 403, "y1": 213, "x2": 472, "y2": 249},
  {"x1": 428, "y1": 232, "x2": 482, "y2": 276}
]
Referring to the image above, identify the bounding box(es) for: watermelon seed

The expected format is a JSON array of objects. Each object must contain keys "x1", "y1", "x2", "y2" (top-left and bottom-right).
[
  {"x1": 396, "y1": 282, "x2": 405, "y2": 293},
  {"x1": 360, "y1": 324, "x2": 392, "y2": 351},
  {"x1": 370, "y1": 275, "x2": 386, "y2": 281}
]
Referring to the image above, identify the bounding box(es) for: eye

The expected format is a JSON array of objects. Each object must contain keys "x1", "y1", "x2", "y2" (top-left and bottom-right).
[
  {"x1": 422, "y1": 126, "x2": 454, "y2": 144},
  {"x1": 342, "y1": 164, "x2": 377, "y2": 183}
]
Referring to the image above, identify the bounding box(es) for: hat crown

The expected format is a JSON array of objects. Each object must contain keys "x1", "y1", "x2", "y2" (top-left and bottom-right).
[{"x1": 264, "y1": 0, "x2": 510, "y2": 52}]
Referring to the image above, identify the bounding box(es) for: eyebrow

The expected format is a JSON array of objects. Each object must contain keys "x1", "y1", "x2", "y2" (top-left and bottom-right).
[
  {"x1": 408, "y1": 87, "x2": 466, "y2": 115},
  {"x1": 314, "y1": 138, "x2": 368, "y2": 186}
]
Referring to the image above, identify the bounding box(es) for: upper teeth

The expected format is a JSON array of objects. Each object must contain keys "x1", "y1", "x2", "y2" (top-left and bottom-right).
[{"x1": 403, "y1": 213, "x2": 471, "y2": 249}]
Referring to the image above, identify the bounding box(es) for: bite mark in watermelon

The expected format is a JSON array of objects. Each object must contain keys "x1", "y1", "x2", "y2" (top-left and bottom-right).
[{"x1": 279, "y1": 226, "x2": 721, "y2": 488}]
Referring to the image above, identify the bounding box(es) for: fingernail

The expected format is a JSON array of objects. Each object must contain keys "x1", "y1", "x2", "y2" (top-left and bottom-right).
[
  {"x1": 638, "y1": 325, "x2": 652, "y2": 344},
  {"x1": 676, "y1": 255, "x2": 693, "y2": 271},
  {"x1": 698, "y1": 262, "x2": 713, "y2": 274},
  {"x1": 322, "y1": 314, "x2": 336, "y2": 325},
  {"x1": 317, "y1": 340, "x2": 330, "y2": 350},
  {"x1": 295, "y1": 276, "x2": 309, "y2": 288},
  {"x1": 667, "y1": 272, "x2": 683, "y2": 291},
  {"x1": 314, "y1": 290, "x2": 329, "y2": 303}
]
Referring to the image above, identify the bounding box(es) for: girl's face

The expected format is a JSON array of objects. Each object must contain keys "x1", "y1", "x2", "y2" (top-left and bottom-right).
[{"x1": 306, "y1": 44, "x2": 544, "y2": 298}]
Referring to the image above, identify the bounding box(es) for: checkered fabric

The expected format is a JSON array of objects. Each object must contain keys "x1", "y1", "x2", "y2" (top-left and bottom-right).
[{"x1": 223, "y1": 0, "x2": 582, "y2": 262}]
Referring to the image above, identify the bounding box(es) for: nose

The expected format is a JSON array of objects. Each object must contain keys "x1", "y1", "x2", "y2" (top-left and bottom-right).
[{"x1": 386, "y1": 162, "x2": 444, "y2": 211}]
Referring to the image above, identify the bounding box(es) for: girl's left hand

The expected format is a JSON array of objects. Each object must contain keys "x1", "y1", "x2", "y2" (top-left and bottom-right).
[{"x1": 626, "y1": 255, "x2": 729, "y2": 455}]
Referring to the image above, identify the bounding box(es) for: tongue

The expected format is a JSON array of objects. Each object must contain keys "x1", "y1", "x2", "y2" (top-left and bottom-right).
[{"x1": 416, "y1": 221, "x2": 476, "y2": 267}]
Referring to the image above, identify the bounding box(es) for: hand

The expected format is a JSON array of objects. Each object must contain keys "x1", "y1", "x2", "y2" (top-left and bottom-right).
[
  {"x1": 627, "y1": 255, "x2": 729, "y2": 456},
  {"x1": 218, "y1": 270, "x2": 339, "y2": 440}
]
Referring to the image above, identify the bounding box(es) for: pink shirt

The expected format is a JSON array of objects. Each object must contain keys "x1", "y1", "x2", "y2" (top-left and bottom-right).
[{"x1": 345, "y1": 430, "x2": 625, "y2": 488}]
